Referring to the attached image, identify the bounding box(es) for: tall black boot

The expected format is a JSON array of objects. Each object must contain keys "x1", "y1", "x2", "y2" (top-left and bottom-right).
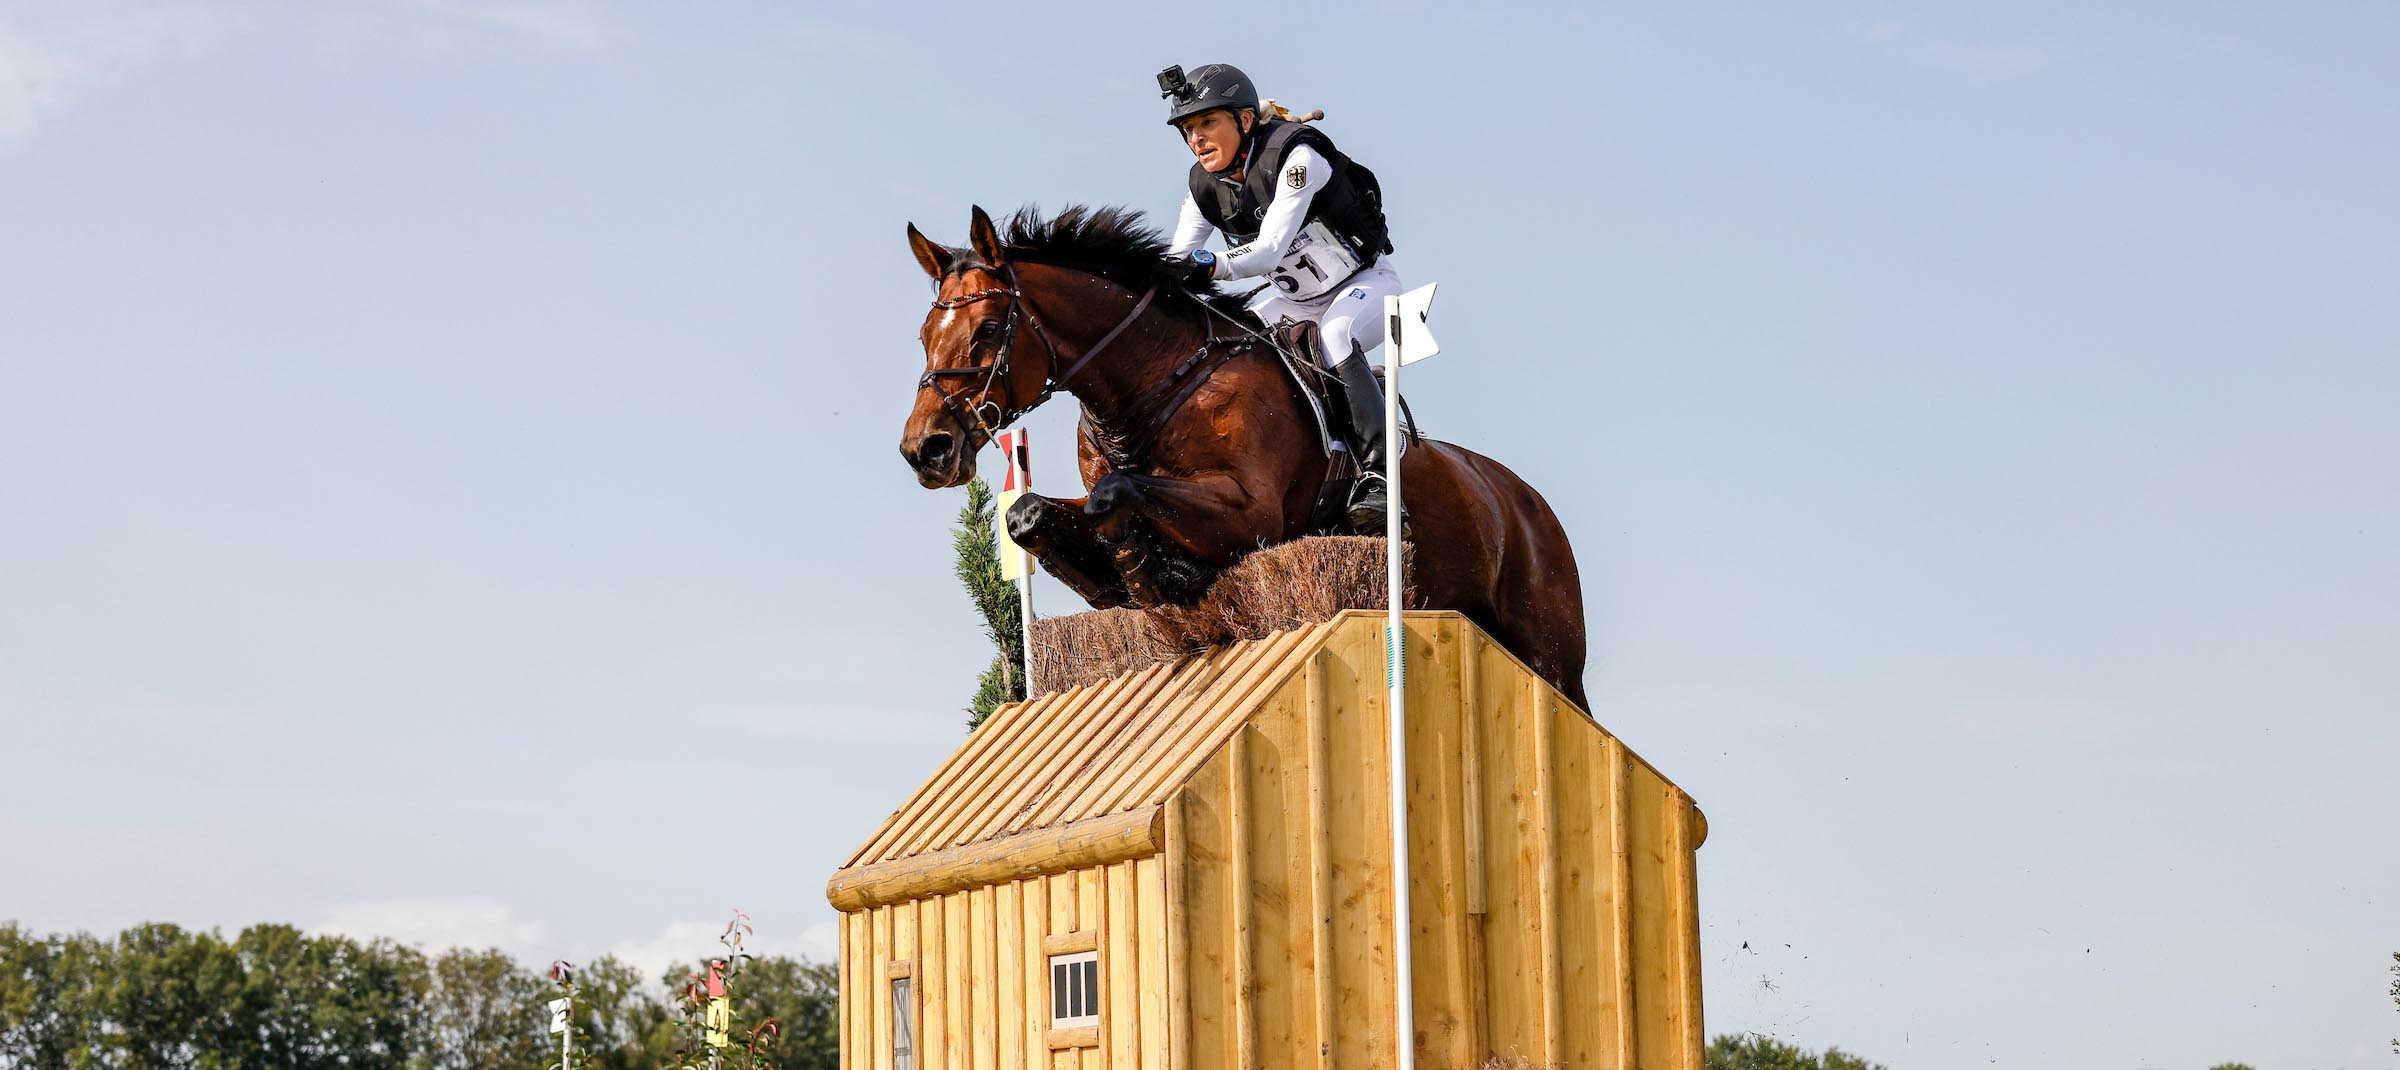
[{"x1": 1332, "y1": 348, "x2": 1410, "y2": 537}]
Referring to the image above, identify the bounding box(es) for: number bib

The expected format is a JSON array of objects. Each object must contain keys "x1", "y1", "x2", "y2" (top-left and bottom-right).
[{"x1": 1263, "y1": 220, "x2": 1364, "y2": 300}]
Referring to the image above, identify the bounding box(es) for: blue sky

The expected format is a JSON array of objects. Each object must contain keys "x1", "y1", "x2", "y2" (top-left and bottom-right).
[{"x1": 1, "y1": 2, "x2": 2393, "y2": 1067}]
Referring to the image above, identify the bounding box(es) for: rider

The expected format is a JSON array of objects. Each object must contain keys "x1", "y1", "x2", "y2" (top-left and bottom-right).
[{"x1": 1157, "y1": 62, "x2": 1404, "y2": 535}]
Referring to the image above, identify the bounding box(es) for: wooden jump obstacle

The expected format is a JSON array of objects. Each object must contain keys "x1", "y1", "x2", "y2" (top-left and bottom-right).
[{"x1": 826, "y1": 610, "x2": 1708, "y2": 1069}]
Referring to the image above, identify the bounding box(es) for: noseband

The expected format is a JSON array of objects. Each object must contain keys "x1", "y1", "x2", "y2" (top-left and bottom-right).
[{"x1": 918, "y1": 266, "x2": 1159, "y2": 442}]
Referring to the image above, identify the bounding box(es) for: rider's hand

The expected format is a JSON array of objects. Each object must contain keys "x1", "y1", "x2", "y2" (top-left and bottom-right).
[{"x1": 1166, "y1": 250, "x2": 1219, "y2": 289}]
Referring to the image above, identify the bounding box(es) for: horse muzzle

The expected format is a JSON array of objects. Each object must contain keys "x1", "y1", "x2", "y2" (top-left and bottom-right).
[{"x1": 901, "y1": 428, "x2": 977, "y2": 488}]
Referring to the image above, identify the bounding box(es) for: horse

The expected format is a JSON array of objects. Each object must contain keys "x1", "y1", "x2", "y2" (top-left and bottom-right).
[{"x1": 897, "y1": 205, "x2": 1591, "y2": 711}]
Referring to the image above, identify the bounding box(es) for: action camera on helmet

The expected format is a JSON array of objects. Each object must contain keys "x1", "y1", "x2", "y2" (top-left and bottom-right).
[{"x1": 1157, "y1": 65, "x2": 1191, "y2": 101}]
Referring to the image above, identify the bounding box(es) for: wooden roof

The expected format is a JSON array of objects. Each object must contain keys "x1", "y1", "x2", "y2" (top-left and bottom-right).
[{"x1": 838, "y1": 620, "x2": 1332, "y2": 871}]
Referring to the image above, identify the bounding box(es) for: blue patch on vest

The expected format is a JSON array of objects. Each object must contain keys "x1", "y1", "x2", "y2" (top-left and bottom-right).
[{"x1": 1346, "y1": 287, "x2": 1366, "y2": 300}]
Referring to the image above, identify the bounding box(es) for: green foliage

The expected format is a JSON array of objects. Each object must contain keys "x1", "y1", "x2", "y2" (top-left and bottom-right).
[
  {"x1": 0, "y1": 921, "x2": 836, "y2": 1070},
  {"x1": 654, "y1": 911, "x2": 805, "y2": 1070},
  {"x1": 0, "y1": 922, "x2": 430, "y2": 1070},
  {"x1": 1706, "y1": 1033, "x2": 1886, "y2": 1070},
  {"x1": 224, "y1": 924, "x2": 427, "y2": 1070},
  {"x1": 559, "y1": 956, "x2": 675, "y2": 1070},
  {"x1": 953, "y1": 475, "x2": 1026, "y2": 728},
  {"x1": 422, "y1": 948, "x2": 549, "y2": 1070},
  {"x1": 716, "y1": 957, "x2": 838, "y2": 1070}
]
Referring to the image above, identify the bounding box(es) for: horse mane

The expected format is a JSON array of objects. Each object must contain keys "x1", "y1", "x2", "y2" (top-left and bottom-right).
[{"x1": 985, "y1": 204, "x2": 1261, "y2": 326}]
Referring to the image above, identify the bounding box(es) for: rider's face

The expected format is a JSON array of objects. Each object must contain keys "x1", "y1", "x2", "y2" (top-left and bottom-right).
[{"x1": 1179, "y1": 109, "x2": 1252, "y2": 172}]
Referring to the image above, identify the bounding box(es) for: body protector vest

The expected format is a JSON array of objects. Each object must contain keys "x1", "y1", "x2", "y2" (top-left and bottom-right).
[{"x1": 1187, "y1": 118, "x2": 1394, "y2": 262}]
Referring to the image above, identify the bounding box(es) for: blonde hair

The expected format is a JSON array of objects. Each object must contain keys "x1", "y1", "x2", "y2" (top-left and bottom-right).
[{"x1": 1258, "y1": 98, "x2": 1324, "y2": 124}]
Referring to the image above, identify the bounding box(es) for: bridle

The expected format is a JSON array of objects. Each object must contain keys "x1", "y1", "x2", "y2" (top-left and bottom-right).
[{"x1": 917, "y1": 265, "x2": 1158, "y2": 443}]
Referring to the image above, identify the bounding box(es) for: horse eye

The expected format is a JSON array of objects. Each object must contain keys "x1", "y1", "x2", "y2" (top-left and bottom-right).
[{"x1": 973, "y1": 319, "x2": 1000, "y2": 340}]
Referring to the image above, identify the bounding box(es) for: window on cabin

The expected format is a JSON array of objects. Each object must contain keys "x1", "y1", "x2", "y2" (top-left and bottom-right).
[
  {"x1": 1048, "y1": 950, "x2": 1100, "y2": 1029},
  {"x1": 891, "y1": 976, "x2": 915, "y2": 1070}
]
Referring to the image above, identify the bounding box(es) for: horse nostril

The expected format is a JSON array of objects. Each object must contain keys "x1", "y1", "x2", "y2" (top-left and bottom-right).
[{"x1": 917, "y1": 432, "x2": 955, "y2": 469}]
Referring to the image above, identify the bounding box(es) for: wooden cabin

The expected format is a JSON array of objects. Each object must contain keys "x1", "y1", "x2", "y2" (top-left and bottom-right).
[{"x1": 825, "y1": 610, "x2": 1708, "y2": 1070}]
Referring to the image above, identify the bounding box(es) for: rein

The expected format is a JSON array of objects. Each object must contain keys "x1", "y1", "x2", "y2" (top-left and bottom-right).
[{"x1": 917, "y1": 268, "x2": 1158, "y2": 441}]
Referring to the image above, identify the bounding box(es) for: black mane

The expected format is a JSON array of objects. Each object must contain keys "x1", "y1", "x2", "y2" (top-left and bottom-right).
[{"x1": 985, "y1": 204, "x2": 1259, "y2": 324}]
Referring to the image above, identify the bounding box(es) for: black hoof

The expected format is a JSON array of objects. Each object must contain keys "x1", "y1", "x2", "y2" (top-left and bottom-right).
[{"x1": 1006, "y1": 494, "x2": 1055, "y2": 544}]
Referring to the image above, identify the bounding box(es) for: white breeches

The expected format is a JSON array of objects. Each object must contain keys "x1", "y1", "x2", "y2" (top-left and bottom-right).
[{"x1": 1246, "y1": 256, "x2": 1403, "y2": 368}]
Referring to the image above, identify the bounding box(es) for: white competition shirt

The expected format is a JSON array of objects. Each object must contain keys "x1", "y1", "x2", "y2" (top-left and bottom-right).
[{"x1": 1166, "y1": 144, "x2": 1332, "y2": 281}]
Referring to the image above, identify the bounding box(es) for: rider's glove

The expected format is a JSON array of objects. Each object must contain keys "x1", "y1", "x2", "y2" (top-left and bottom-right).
[{"x1": 1167, "y1": 249, "x2": 1218, "y2": 288}]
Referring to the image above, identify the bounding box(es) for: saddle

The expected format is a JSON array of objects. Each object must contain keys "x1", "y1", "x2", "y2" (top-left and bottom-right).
[{"x1": 1269, "y1": 320, "x2": 1421, "y2": 534}]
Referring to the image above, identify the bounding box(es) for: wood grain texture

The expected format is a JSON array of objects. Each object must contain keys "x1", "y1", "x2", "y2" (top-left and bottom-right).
[
  {"x1": 917, "y1": 896, "x2": 945, "y2": 1070},
  {"x1": 829, "y1": 612, "x2": 1709, "y2": 1070},
  {"x1": 1607, "y1": 740, "x2": 1637, "y2": 1070},
  {"x1": 1137, "y1": 855, "x2": 1170, "y2": 1070},
  {"x1": 1228, "y1": 727, "x2": 1256, "y2": 1069},
  {"x1": 1305, "y1": 651, "x2": 1337, "y2": 1070},
  {"x1": 1046, "y1": 1025, "x2": 1099, "y2": 1050},
  {"x1": 1530, "y1": 679, "x2": 1564, "y2": 1063},
  {"x1": 1460, "y1": 631, "x2": 1491, "y2": 1066},
  {"x1": 1670, "y1": 793, "x2": 1706, "y2": 1069},
  {"x1": 996, "y1": 882, "x2": 1021, "y2": 1070},
  {"x1": 1042, "y1": 930, "x2": 1099, "y2": 955},
  {"x1": 829, "y1": 807, "x2": 1164, "y2": 911}
]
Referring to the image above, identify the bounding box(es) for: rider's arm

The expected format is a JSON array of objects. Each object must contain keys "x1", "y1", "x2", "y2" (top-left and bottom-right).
[
  {"x1": 1167, "y1": 193, "x2": 1214, "y2": 255},
  {"x1": 1214, "y1": 144, "x2": 1330, "y2": 280}
]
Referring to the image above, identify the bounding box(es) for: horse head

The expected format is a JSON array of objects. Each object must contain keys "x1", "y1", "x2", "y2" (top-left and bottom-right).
[{"x1": 898, "y1": 206, "x2": 1055, "y2": 489}]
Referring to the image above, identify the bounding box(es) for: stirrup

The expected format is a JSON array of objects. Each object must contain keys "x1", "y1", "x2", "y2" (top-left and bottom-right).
[{"x1": 1346, "y1": 475, "x2": 1411, "y2": 538}]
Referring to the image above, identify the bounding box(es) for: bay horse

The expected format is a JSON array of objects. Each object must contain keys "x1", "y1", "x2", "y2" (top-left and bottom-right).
[{"x1": 898, "y1": 205, "x2": 1590, "y2": 710}]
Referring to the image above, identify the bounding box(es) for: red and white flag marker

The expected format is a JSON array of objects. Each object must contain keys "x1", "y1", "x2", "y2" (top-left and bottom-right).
[
  {"x1": 1382, "y1": 281, "x2": 1437, "y2": 1070},
  {"x1": 994, "y1": 430, "x2": 1037, "y2": 695}
]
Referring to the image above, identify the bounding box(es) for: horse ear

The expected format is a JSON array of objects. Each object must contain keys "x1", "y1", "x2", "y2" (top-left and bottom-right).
[
  {"x1": 968, "y1": 205, "x2": 1006, "y2": 265},
  {"x1": 907, "y1": 223, "x2": 954, "y2": 279}
]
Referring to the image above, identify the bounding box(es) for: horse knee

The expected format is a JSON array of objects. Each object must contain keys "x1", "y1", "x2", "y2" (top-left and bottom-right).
[{"x1": 1085, "y1": 474, "x2": 1139, "y2": 518}]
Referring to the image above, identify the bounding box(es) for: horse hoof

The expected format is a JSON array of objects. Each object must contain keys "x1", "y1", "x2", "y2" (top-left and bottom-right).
[{"x1": 1006, "y1": 495, "x2": 1054, "y2": 543}]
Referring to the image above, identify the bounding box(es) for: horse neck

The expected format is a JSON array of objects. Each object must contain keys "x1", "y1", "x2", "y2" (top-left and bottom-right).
[{"x1": 1018, "y1": 264, "x2": 1203, "y2": 424}]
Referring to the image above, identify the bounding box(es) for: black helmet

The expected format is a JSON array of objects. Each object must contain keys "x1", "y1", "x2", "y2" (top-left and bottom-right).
[{"x1": 1159, "y1": 63, "x2": 1258, "y2": 128}]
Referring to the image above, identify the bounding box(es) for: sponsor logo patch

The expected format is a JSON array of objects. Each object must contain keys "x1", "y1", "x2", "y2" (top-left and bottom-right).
[
  {"x1": 1285, "y1": 163, "x2": 1307, "y2": 189},
  {"x1": 1347, "y1": 287, "x2": 1367, "y2": 300}
]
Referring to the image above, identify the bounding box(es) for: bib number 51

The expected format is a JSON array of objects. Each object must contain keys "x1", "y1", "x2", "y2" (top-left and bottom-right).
[{"x1": 1266, "y1": 220, "x2": 1362, "y2": 299}]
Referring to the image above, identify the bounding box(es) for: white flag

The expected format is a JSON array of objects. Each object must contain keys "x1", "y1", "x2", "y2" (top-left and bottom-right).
[
  {"x1": 1393, "y1": 282, "x2": 1440, "y2": 365},
  {"x1": 547, "y1": 997, "x2": 570, "y2": 1035}
]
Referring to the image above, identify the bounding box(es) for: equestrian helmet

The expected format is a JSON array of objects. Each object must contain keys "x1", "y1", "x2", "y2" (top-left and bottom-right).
[{"x1": 1162, "y1": 63, "x2": 1259, "y2": 127}]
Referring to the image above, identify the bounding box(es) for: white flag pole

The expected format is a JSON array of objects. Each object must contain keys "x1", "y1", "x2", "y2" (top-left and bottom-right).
[
  {"x1": 1018, "y1": 573, "x2": 1036, "y2": 697},
  {"x1": 1382, "y1": 294, "x2": 1414, "y2": 1070}
]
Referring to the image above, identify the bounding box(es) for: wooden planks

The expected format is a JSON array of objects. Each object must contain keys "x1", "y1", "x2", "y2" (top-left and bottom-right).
[
  {"x1": 1306, "y1": 651, "x2": 1338, "y2": 1070},
  {"x1": 1458, "y1": 629, "x2": 1490, "y2": 1064},
  {"x1": 830, "y1": 610, "x2": 1710, "y2": 1070},
  {"x1": 830, "y1": 807, "x2": 1164, "y2": 911}
]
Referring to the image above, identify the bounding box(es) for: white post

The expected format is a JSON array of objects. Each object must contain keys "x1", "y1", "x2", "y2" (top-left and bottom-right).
[
  {"x1": 561, "y1": 1015, "x2": 572, "y2": 1070},
  {"x1": 1018, "y1": 574, "x2": 1037, "y2": 697},
  {"x1": 1382, "y1": 295, "x2": 1414, "y2": 1070}
]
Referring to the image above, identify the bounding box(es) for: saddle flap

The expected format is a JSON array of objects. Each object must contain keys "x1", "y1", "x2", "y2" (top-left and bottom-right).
[{"x1": 1267, "y1": 319, "x2": 1420, "y2": 456}]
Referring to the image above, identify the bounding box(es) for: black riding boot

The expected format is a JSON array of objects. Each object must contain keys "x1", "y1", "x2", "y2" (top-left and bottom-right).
[{"x1": 1333, "y1": 350, "x2": 1410, "y2": 537}]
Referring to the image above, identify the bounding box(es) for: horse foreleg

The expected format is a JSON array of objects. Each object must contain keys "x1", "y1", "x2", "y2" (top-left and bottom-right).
[
  {"x1": 1086, "y1": 471, "x2": 1286, "y2": 560},
  {"x1": 1006, "y1": 493, "x2": 1131, "y2": 610},
  {"x1": 1085, "y1": 471, "x2": 1284, "y2": 606}
]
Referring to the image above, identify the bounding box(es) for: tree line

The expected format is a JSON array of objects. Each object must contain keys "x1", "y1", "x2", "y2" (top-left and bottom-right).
[{"x1": 0, "y1": 922, "x2": 834, "y2": 1070}]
